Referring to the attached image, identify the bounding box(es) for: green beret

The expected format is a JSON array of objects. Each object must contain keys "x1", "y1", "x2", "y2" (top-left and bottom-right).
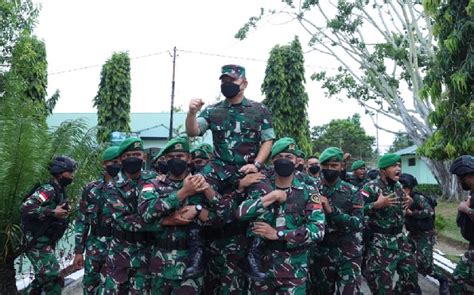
[
  {"x1": 351, "y1": 160, "x2": 366, "y2": 171},
  {"x1": 378, "y1": 153, "x2": 401, "y2": 169},
  {"x1": 118, "y1": 137, "x2": 144, "y2": 156},
  {"x1": 296, "y1": 149, "x2": 306, "y2": 159},
  {"x1": 197, "y1": 143, "x2": 214, "y2": 154},
  {"x1": 271, "y1": 137, "x2": 298, "y2": 158},
  {"x1": 319, "y1": 147, "x2": 344, "y2": 164},
  {"x1": 102, "y1": 146, "x2": 120, "y2": 161},
  {"x1": 191, "y1": 148, "x2": 209, "y2": 159},
  {"x1": 160, "y1": 137, "x2": 190, "y2": 155}
]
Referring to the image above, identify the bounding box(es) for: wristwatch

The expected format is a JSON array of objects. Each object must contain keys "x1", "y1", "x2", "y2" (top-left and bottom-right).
[
  {"x1": 277, "y1": 230, "x2": 285, "y2": 240},
  {"x1": 195, "y1": 204, "x2": 203, "y2": 218},
  {"x1": 254, "y1": 161, "x2": 263, "y2": 171}
]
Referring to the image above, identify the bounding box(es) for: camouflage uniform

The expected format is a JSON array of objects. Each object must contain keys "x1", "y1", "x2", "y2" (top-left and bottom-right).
[
  {"x1": 347, "y1": 176, "x2": 367, "y2": 190},
  {"x1": 138, "y1": 174, "x2": 220, "y2": 295},
  {"x1": 196, "y1": 97, "x2": 275, "y2": 294},
  {"x1": 102, "y1": 170, "x2": 157, "y2": 294},
  {"x1": 74, "y1": 178, "x2": 114, "y2": 294},
  {"x1": 20, "y1": 182, "x2": 68, "y2": 295},
  {"x1": 308, "y1": 178, "x2": 364, "y2": 295},
  {"x1": 236, "y1": 176, "x2": 326, "y2": 294},
  {"x1": 361, "y1": 178, "x2": 420, "y2": 294}
]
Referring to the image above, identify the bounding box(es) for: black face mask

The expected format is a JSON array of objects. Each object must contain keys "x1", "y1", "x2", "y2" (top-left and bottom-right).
[
  {"x1": 105, "y1": 164, "x2": 121, "y2": 178},
  {"x1": 122, "y1": 157, "x2": 143, "y2": 174},
  {"x1": 309, "y1": 165, "x2": 320, "y2": 175},
  {"x1": 460, "y1": 178, "x2": 470, "y2": 190},
  {"x1": 274, "y1": 159, "x2": 295, "y2": 177},
  {"x1": 322, "y1": 169, "x2": 339, "y2": 182},
  {"x1": 157, "y1": 160, "x2": 169, "y2": 174},
  {"x1": 167, "y1": 158, "x2": 188, "y2": 176},
  {"x1": 221, "y1": 82, "x2": 241, "y2": 98},
  {"x1": 295, "y1": 164, "x2": 304, "y2": 172},
  {"x1": 340, "y1": 169, "x2": 347, "y2": 180},
  {"x1": 59, "y1": 176, "x2": 73, "y2": 187}
]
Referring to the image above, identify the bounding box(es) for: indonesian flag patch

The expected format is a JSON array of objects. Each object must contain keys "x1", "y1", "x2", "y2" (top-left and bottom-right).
[
  {"x1": 360, "y1": 190, "x2": 370, "y2": 198},
  {"x1": 38, "y1": 192, "x2": 49, "y2": 202},
  {"x1": 141, "y1": 183, "x2": 154, "y2": 193}
]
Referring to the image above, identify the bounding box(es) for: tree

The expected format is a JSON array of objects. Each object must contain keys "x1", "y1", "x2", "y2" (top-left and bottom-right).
[
  {"x1": 93, "y1": 52, "x2": 132, "y2": 144},
  {"x1": 236, "y1": 0, "x2": 463, "y2": 199},
  {"x1": 311, "y1": 114, "x2": 375, "y2": 160},
  {"x1": 387, "y1": 132, "x2": 415, "y2": 153},
  {"x1": 420, "y1": 0, "x2": 474, "y2": 160},
  {"x1": 262, "y1": 37, "x2": 312, "y2": 155}
]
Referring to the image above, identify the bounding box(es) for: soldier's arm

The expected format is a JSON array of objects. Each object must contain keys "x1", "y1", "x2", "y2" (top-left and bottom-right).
[
  {"x1": 137, "y1": 183, "x2": 183, "y2": 224},
  {"x1": 74, "y1": 185, "x2": 94, "y2": 254},
  {"x1": 409, "y1": 194, "x2": 434, "y2": 219},
  {"x1": 327, "y1": 186, "x2": 364, "y2": 231},
  {"x1": 256, "y1": 106, "x2": 275, "y2": 163},
  {"x1": 285, "y1": 198, "x2": 326, "y2": 247},
  {"x1": 20, "y1": 188, "x2": 55, "y2": 220},
  {"x1": 361, "y1": 184, "x2": 378, "y2": 215},
  {"x1": 236, "y1": 189, "x2": 277, "y2": 221}
]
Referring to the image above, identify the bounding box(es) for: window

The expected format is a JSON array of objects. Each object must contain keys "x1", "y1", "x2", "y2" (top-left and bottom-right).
[{"x1": 408, "y1": 158, "x2": 416, "y2": 166}]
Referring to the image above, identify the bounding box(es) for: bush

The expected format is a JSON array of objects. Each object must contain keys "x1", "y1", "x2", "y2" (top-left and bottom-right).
[
  {"x1": 435, "y1": 215, "x2": 447, "y2": 231},
  {"x1": 416, "y1": 184, "x2": 442, "y2": 198}
]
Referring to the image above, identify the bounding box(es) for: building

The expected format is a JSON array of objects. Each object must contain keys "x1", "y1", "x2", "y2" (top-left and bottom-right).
[{"x1": 394, "y1": 145, "x2": 438, "y2": 184}]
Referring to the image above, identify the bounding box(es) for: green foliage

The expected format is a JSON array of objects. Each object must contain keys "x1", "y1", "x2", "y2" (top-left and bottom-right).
[
  {"x1": 435, "y1": 214, "x2": 447, "y2": 231},
  {"x1": 311, "y1": 114, "x2": 375, "y2": 160},
  {"x1": 416, "y1": 184, "x2": 443, "y2": 197},
  {"x1": 0, "y1": 0, "x2": 39, "y2": 68},
  {"x1": 93, "y1": 52, "x2": 132, "y2": 144},
  {"x1": 420, "y1": 0, "x2": 474, "y2": 159},
  {"x1": 387, "y1": 132, "x2": 415, "y2": 153},
  {"x1": 262, "y1": 37, "x2": 312, "y2": 155}
]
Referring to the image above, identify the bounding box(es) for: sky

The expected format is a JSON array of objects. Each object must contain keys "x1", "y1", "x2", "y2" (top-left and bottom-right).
[{"x1": 34, "y1": 0, "x2": 403, "y2": 152}]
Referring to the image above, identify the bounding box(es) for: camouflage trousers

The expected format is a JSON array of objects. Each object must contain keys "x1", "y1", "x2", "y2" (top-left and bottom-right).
[
  {"x1": 308, "y1": 246, "x2": 362, "y2": 295},
  {"x1": 151, "y1": 276, "x2": 202, "y2": 295},
  {"x1": 102, "y1": 238, "x2": 150, "y2": 294},
  {"x1": 408, "y1": 231, "x2": 447, "y2": 281},
  {"x1": 202, "y1": 235, "x2": 248, "y2": 295},
  {"x1": 250, "y1": 277, "x2": 306, "y2": 295},
  {"x1": 83, "y1": 236, "x2": 109, "y2": 295},
  {"x1": 365, "y1": 233, "x2": 419, "y2": 295},
  {"x1": 24, "y1": 243, "x2": 63, "y2": 295},
  {"x1": 450, "y1": 250, "x2": 474, "y2": 295}
]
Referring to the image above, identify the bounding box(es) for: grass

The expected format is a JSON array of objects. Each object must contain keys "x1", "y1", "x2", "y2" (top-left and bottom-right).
[{"x1": 436, "y1": 200, "x2": 469, "y2": 247}]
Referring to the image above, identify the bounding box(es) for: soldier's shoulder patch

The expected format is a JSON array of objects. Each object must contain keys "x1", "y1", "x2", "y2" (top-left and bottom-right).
[
  {"x1": 141, "y1": 183, "x2": 155, "y2": 193},
  {"x1": 310, "y1": 193, "x2": 322, "y2": 210},
  {"x1": 35, "y1": 186, "x2": 54, "y2": 203}
]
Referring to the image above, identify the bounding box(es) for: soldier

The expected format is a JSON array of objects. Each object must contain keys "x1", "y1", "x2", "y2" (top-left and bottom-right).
[
  {"x1": 308, "y1": 147, "x2": 364, "y2": 294},
  {"x1": 348, "y1": 160, "x2": 367, "y2": 189},
  {"x1": 197, "y1": 143, "x2": 214, "y2": 160},
  {"x1": 399, "y1": 173, "x2": 449, "y2": 295},
  {"x1": 366, "y1": 169, "x2": 379, "y2": 181},
  {"x1": 190, "y1": 146, "x2": 211, "y2": 174},
  {"x1": 137, "y1": 137, "x2": 219, "y2": 294},
  {"x1": 72, "y1": 146, "x2": 121, "y2": 294},
  {"x1": 236, "y1": 137, "x2": 326, "y2": 294},
  {"x1": 362, "y1": 153, "x2": 420, "y2": 294},
  {"x1": 449, "y1": 155, "x2": 474, "y2": 294},
  {"x1": 102, "y1": 137, "x2": 156, "y2": 294},
  {"x1": 20, "y1": 156, "x2": 77, "y2": 295},
  {"x1": 295, "y1": 149, "x2": 306, "y2": 172},
  {"x1": 185, "y1": 64, "x2": 275, "y2": 294},
  {"x1": 152, "y1": 153, "x2": 169, "y2": 176},
  {"x1": 306, "y1": 155, "x2": 321, "y2": 178}
]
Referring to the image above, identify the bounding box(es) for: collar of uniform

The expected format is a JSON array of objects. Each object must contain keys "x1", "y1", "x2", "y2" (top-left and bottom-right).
[
  {"x1": 223, "y1": 97, "x2": 250, "y2": 107},
  {"x1": 291, "y1": 175, "x2": 305, "y2": 190}
]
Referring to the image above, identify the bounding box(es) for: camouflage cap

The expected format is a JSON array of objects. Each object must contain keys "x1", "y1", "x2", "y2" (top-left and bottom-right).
[
  {"x1": 118, "y1": 137, "x2": 144, "y2": 156},
  {"x1": 351, "y1": 160, "x2": 366, "y2": 171},
  {"x1": 102, "y1": 146, "x2": 120, "y2": 161},
  {"x1": 271, "y1": 137, "x2": 298, "y2": 158},
  {"x1": 219, "y1": 64, "x2": 246, "y2": 79},
  {"x1": 160, "y1": 136, "x2": 190, "y2": 155},
  {"x1": 197, "y1": 143, "x2": 214, "y2": 154},
  {"x1": 190, "y1": 147, "x2": 209, "y2": 160},
  {"x1": 319, "y1": 147, "x2": 344, "y2": 164},
  {"x1": 378, "y1": 153, "x2": 401, "y2": 169}
]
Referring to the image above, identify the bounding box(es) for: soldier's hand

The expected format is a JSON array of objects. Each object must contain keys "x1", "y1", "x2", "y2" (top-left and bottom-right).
[
  {"x1": 458, "y1": 196, "x2": 471, "y2": 214},
  {"x1": 273, "y1": 189, "x2": 287, "y2": 203},
  {"x1": 238, "y1": 172, "x2": 265, "y2": 191},
  {"x1": 178, "y1": 175, "x2": 199, "y2": 200},
  {"x1": 180, "y1": 205, "x2": 198, "y2": 220},
  {"x1": 191, "y1": 174, "x2": 208, "y2": 192},
  {"x1": 373, "y1": 193, "x2": 400, "y2": 209},
  {"x1": 53, "y1": 203, "x2": 69, "y2": 219},
  {"x1": 161, "y1": 209, "x2": 193, "y2": 226},
  {"x1": 252, "y1": 222, "x2": 278, "y2": 240},
  {"x1": 189, "y1": 98, "x2": 205, "y2": 115},
  {"x1": 402, "y1": 194, "x2": 413, "y2": 209},
  {"x1": 320, "y1": 196, "x2": 333, "y2": 214},
  {"x1": 239, "y1": 164, "x2": 258, "y2": 175},
  {"x1": 73, "y1": 254, "x2": 84, "y2": 270},
  {"x1": 405, "y1": 208, "x2": 413, "y2": 215}
]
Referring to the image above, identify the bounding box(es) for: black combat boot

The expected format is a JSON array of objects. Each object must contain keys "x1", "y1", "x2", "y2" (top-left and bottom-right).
[
  {"x1": 241, "y1": 236, "x2": 267, "y2": 282},
  {"x1": 438, "y1": 277, "x2": 450, "y2": 295},
  {"x1": 183, "y1": 225, "x2": 205, "y2": 279}
]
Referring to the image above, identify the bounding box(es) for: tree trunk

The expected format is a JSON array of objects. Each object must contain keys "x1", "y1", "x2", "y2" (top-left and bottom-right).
[
  {"x1": 423, "y1": 158, "x2": 466, "y2": 201},
  {"x1": 0, "y1": 257, "x2": 18, "y2": 294}
]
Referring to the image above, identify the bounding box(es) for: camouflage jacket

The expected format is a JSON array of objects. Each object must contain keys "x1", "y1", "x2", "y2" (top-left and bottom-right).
[
  {"x1": 74, "y1": 177, "x2": 114, "y2": 254},
  {"x1": 348, "y1": 176, "x2": 368, "y2": 189},
  {"x1": 197, "y1": 97, "x2": 275, "y2": 166},
  {"x1": 237, "y1": 175, "x2": 326, "y2": 279}
]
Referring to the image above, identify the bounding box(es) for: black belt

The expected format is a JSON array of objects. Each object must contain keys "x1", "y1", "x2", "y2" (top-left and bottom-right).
[
  {"x1": 371, "y1": 225, "x2": 402, "y2": 235},
  {"x1": 112, "y1": 228, "x2": 150, "y2": 244},
  {"x1": 267, "y1": 241, "x2": 305, "y2": 252},
  {"x1": 153, "y1": 238, "x2": 188, "y2": 251},
  {"x1": 201, "y1": 223, "x2": 246, "y2": 240},
  {"x1": 319, "y1": 232, "x2": 354, "y2": 247},
  {"x1": 91, "y1": 226, "x2": 112, "y2": 237}
]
